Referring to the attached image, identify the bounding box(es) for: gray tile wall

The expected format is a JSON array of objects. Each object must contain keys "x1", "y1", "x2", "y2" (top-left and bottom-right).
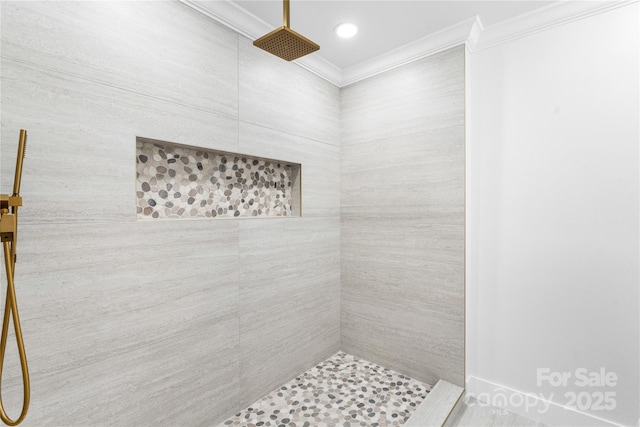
[
  {"x1": 340, "y1": 46, "x2": 465, "y2": 387},
  {"x1": 0, "y1": 2, "x2": 339, "y2": 425},
  {"x1": 1, "y1": 2, "x2": 465, "y2": 424}
]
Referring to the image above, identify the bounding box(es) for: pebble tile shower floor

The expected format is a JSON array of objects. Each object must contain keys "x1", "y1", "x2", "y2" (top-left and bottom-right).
[{"x1": 221, "y1": 352, "x2": 431, "y2": 427}]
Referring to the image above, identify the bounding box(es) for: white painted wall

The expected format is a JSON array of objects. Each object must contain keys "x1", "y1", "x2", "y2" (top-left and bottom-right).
[{"x1": 467, "y1": 3, "x2": 639, "y2": 426}]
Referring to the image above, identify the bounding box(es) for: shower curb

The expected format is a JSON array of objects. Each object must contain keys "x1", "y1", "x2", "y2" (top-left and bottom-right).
[{"x1": 405, "y1": 380, "x2": 464, "y2": 427}]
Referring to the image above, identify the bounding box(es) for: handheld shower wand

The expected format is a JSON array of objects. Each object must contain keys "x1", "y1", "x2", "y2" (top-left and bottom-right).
[{"x1": 0, "y1": 129, "x2": 30, "y2": 426}]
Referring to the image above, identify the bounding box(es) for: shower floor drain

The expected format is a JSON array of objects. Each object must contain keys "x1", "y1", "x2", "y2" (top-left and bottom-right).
[{"x1": 221, "y1": 352, "x2": 431, "y2": 427}]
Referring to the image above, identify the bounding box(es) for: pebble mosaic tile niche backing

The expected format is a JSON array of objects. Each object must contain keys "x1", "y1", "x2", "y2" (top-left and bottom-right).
[
  {"x1": 221, "y1": 352, "x2": 431, "y2": 427},
  {"x1": 136, "y1": 138, "x2": 301, "y2": 219}
]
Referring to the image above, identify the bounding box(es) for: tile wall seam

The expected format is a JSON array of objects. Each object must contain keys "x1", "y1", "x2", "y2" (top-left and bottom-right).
[
  {"x1": 238, "y1": 118, "x2": 340, "y2": 148},
  {"x1": 341, "y1": 123, "x2": 465, "y2": 148},
  {"x1": 236, "y1": 32, "x2": 242, "y2": 145},
  {"x1": 234, "y1": 30, "x2": 242, "y2": 420},
  {"x1": 338, "y1": 89, "x2": 344, "y2": 352}
]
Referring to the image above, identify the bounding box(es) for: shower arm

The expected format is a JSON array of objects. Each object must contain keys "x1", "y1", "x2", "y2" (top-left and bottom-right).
[
  {"x1": 0, "y1": 129, "x2": 30, "y2": 426},
  {"x1": 283, "y1": 0, "x2": 290, "y2": 28}
]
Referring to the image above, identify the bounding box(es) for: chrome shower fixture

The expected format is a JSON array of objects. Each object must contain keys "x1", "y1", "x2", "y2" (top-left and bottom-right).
[{"x1": 253, "y1": 0, "x2": 319, "y2": 61}]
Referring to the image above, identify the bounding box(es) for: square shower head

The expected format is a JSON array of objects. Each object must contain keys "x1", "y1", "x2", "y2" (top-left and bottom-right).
[{"x1": 253, "y1": 26, "x2": 320, "y2": 61}]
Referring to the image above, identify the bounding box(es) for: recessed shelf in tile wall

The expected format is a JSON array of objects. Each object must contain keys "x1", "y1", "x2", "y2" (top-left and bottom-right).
[{"x1": 136, "y1": 137, "x2": 301, "y2": 220}]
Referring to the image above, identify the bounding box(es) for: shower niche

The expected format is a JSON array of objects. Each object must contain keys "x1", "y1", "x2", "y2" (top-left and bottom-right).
[{"x1": 135, "y1": 137, "x2": 301, "y2": 220}]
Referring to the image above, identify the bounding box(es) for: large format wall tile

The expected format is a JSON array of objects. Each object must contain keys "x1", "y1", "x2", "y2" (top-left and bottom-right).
[
  {"x1": 341, "y1": 296, "x2": 464, "y2": 387},
  {"x1": 340, "y1": 45, "x2": 465, "y2": 387},
  {"x1": 341, "y1": 46, "x2": 464, "y2": 146},
  {"x1": 341, "y1": 216, "x2": 464, "y2": 386},
  {"x1": 238, "y1": 217, "x2": 340, "y2": 408},
  {"x1": 0, "y1": 1, "x2": 239, "y2": 118},
  {"x1": 239, "y1": 37, "x2": 340, "y2": 146},
  {"x1": 341, "y1": 126, "x2": 464, "y2": 216},
  {"x1": 5, "y1": 221, "x2": 240, "y2": 426},
  {"x1": 0, "y1": 60, "x2": 238, "y2": 225},
  {"x1": 341, "y1": 217, "x2": 464, "y2": 292}
]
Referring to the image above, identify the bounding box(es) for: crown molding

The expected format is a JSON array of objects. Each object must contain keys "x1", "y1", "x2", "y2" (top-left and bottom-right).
[
  {"x1": 182, "y1": 0, "x2": 268, "y2": 40},
  {"x1": 180, "y1": 0, "x2": 636, "y2": 87},
  {"x1": 294, "y1": 55, "x2": 343, "y2": 87},
  {"x1": 473, "y1": 0, "x2": 638, "y2": 51},
  {"x1": 340, "y1": 16, "x2": 481, "y2": 87}
]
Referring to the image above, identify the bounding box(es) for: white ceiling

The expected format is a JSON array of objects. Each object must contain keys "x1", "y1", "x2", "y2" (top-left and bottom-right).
[
  {"x1": 182, "y1": 0, "x2": 623, "y2": 86},
  {"x1": 234, "y1": 0, "x2": 553, "y2": 69}
]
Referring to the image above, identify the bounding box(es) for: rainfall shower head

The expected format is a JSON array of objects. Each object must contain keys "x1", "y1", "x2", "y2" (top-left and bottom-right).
[{"x1": 253, "y1": 0, "x2": 319, "y2": 61}]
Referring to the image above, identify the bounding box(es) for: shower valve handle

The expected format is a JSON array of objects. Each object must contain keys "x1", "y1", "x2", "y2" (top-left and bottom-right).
[
  {"x1": 0, "y1": 194, "x2": 21, "y2": 243},
  {"x1": 0, "y1": 209, "x2": 16, "y2": 242}
]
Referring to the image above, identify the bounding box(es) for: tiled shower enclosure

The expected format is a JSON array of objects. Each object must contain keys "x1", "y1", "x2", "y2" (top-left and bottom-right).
[{"x1": 0, "y1": 1, "x2": 463, "y2": 426}]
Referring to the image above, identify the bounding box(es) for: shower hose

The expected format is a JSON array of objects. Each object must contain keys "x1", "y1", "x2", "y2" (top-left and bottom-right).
[
  {"x1": 0, "y1": 129, "x2": 31, "y2": 426},
  {"x1": 0, "y1": 241, "x2": 30, "y2": 426}
]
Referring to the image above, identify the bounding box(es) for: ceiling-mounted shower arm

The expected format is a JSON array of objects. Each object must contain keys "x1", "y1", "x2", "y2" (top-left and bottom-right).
[{"x1": 283, "y1": 0, "x2": 290, "y2": 28}]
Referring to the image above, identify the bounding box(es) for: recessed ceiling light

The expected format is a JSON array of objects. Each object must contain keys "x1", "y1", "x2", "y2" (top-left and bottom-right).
[{"x1": 335, "y1": 22, "x2": 358, "y2": 39}]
